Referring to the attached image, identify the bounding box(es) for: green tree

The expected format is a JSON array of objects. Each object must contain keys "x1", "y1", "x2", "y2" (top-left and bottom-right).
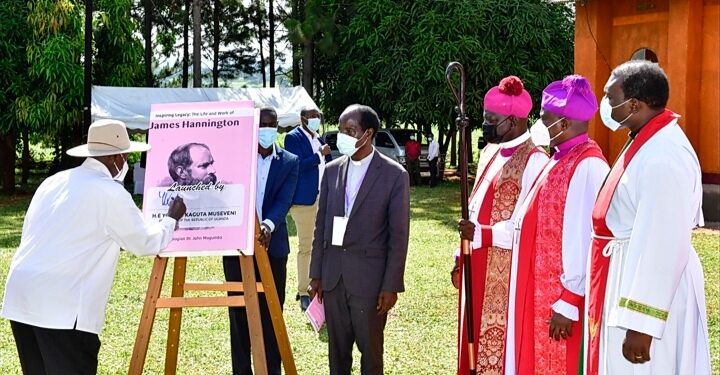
[
  {"x1": 215, "y1": 2, "x2": 257, "y2": 84},
  {"x1": 0, "y1": 0, "x2": 30, "y2": 193},
  {"x1": 14, "y1": 0, "x2": 84, "y2": 171},
  {"x1": 95, "y1": 0, "x2": 145, "y2": 87},
  {"x1": 291, "y1": 0, "x2": 574, "y2": 163},
  {"x1": 0, "y1": 0, "x2": 148, "y2": 191}
]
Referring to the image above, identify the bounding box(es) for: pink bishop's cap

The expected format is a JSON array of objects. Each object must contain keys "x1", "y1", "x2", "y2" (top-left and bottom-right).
[{"x1": 483, "y1": 76, "x2": 533, "y2": 118}]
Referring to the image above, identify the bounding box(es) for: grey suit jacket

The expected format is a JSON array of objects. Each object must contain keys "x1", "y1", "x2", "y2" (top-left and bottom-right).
[{"x1": 310, "y1": 150, "x2": 410, "y2": 298}]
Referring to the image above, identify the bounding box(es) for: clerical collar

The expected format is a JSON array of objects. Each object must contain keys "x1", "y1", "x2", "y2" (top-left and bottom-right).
[
  {"x1": 350, "y1": 147, "x2": 375, "y2": 166},
  {"x1": 499, "y1": 131, "x2": 530, "y2": 157},
  {"x1": 553, "y1": 133, "x2": 589, "y2": 160},
  {"x1": 629, "y1": 109, "x2": 680, "y2": 139}
]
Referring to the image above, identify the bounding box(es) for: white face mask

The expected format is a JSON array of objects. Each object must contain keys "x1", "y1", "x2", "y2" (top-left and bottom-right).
[
  {"x1": 337, "y1": 132, "x2": 367, "y2": 157},
  {"x1": 530, "y1": 118, "x2": 564, "y2": 147},
  {"x1": 307, "y1": 118, "x2": 321, "y2": 132},
  {"x1": 600, "y1": 97, "x2": 633, "y2": 131},
  {"x1": 113, "y1": 156, "x2": 129, "y2": 182}
]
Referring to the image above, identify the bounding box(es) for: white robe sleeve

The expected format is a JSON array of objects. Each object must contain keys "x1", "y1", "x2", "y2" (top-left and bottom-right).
[
  {"x1": 472, "y1": 151, "x2": 549, "y2": 250},
  {"x1": 608, "y1": 154, "x2": 700, "y2": 339},
  {"x1": 551, "y1": 157, "x2": 609, "y2": 321},
  {"x1": 105, "y1": 189, "x2": 177, "y2": 257}
]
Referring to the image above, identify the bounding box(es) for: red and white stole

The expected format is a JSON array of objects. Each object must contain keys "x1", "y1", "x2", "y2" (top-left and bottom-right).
[{"x1": 514, "y1": 140, "x2": 604, "y2": 375}]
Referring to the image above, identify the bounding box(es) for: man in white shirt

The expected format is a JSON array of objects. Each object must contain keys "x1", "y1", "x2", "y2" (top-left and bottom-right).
[
  {"x1": 1, "y1": 119, "x2": 186, "y2": 375},
  {"x1": 223, "y1": 107, "x2": 299, "y2": 375},
  {"x1": 426, "y1": 133, "x2": 440, "y2": 187}
]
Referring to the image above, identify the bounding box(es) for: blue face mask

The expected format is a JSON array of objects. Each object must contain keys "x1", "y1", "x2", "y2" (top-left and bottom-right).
[
  {"x1": 307, "y1": 118, "x2": 321, "y2": 132},
  {"x1": 258, "y1": 127, "x2": 278, "y2": 149}
]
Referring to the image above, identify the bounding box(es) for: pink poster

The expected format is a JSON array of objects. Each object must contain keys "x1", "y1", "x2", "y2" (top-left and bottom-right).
[{"x1": 143, "y1": 101, "x2": 258, "y2": 256}]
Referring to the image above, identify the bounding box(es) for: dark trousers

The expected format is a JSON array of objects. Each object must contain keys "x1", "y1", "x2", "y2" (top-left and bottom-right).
[
  {"x1": 223, "y1": 255, "x2": 287, "y2": 375},
  {"x1": 10, "y1": 320, "x2": 100, "y2": 375},
  {"x1": 407, "y1": 159, "x2": 421, "y2": 186},
  {"x1": 428, "y1": 158, "x2": 438, "y2": 187},
  {"x1": 324, "y1": 278, "x2": 387, "y2": 375}
]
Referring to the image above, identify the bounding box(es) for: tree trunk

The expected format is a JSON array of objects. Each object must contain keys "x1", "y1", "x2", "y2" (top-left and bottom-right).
[
  {"x1": 441, "y1": 122, "x2": 455, "y2": 160},
  {"x1": 182, "y1": 0, "x2": 190, "y2": 87},
  {"x1": 315, "y1": 73, "x2": 321, "y2": 101},
  {"x1": 53, "y1": 135, "x2": 60, "y2": 166},
  {"x1": 143, "y1": 0, "x2": 153, "y2": 87},
  {"x1": 292, "y1": 45, "x2": 300, "y2": 86},
  {"x1": 302, "y1": 35, "x2": 313, "y2": 98},
  {"x1": 466, "y1": 129, "x2": 473, "y2": 164},
  {"x1": 291, "y1": 0, "x2": 300, "y2": 86},
  {"x1": 259, "y1": 39, "x2": 266, "y2": 87},
  {"x1": 438, "y1": 124, "x2": 445, "y2": 152},
  {"x1": 0, "y1": 132, "x2": 16, "y2": 194},
  {"x1": 192, "y1": 0, "x2": 202, "y2": 87},
  {"x1": 255, "y1": 1, "x2": 266, "y2": 88},
  {"x1": 212, "y1": 0, "x2": 220, "y2": 87},
  {"x1": 21, "y1": 127, "x2": 30, "y2": 186},
  {"x1": 268, "y1": 0, "x2": 275, "y2": 87},
  {"x1": 450, "y1": 131, "x2": 456, "y2": 167},
  {"x1": 60, "y1": 126, "x2": 72, "y2": 169}
]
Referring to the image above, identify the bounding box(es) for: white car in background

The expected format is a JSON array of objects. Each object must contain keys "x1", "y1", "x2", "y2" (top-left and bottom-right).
[{"x1": 323, "y1": 129, "x2": 429, "y2": 175}]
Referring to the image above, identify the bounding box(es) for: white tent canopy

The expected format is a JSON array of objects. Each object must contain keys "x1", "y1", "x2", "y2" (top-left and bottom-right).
[{"x1": 91, "y1": 85, "x2": 319, "y2": 130}]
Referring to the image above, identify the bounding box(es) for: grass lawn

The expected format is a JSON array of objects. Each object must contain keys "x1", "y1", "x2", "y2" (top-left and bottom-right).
[{"x1": 0, "y1": 182, "x2": 718, "y2": 374}]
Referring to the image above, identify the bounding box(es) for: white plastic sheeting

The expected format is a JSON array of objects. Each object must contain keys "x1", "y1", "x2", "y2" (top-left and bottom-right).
[{"x1": 91, "y1": 85, "x2": 318, "y2": 130}]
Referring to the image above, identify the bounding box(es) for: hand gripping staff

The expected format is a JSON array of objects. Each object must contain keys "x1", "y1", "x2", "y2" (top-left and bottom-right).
[{"x1": 445, "y1": 62, "x2": 476, "y2": 375}]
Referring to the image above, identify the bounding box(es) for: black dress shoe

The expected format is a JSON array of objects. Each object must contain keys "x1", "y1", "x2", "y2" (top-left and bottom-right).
[{"x1": 300, "y1": 296, "x2": 311, "y2": 311}]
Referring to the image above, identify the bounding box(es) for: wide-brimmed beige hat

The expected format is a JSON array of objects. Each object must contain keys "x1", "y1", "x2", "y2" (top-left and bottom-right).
[{"x1": 67, "y1": 119, "x2": 151, "y2": 157}]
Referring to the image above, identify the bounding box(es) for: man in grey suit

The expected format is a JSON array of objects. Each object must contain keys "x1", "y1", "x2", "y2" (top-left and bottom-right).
[{"x1": 308, "y1": 104, "x2": 410, "y2": 375}]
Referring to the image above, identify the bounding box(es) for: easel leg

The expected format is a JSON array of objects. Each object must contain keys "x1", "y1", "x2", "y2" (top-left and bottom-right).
[
  {"x1": 129, "y1": 257, "x2": 169, "y2": 375},
  {"x1": 255, "y1": 247, "x2": 298, "y2": 375},
  {"x1": 164, "y1": 257, "x2": 187, "y2": 375},
  {"x1": 240, "y1": 254, "x2": 268, "y2": 375}
]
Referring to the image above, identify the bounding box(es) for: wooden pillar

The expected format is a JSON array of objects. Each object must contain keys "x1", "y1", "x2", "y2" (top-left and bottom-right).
[
  {"x1": 699, "y1": 2, "x2": 720, "y2": 176},
  {"x1": 665, "y1": 0, "x2": 704, "y2": 153},
  {"x1": 574, "y1": 1, "x2": 613, "y2": 159}
]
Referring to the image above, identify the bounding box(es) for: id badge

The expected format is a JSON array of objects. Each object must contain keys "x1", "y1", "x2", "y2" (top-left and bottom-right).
[{"x1": 332, "y1": 216, "x2": 349, "y2": 246}]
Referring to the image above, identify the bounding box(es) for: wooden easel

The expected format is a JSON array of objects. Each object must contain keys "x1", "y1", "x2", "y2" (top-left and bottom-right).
[{"x1": 128, "y1": 221, "x2": 297, "y2": 375}]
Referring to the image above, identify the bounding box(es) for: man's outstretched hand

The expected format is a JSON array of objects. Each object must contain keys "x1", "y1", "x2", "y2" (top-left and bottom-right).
[{"x1": 167, "y1": 197, "x2": 186, "y2": 222}]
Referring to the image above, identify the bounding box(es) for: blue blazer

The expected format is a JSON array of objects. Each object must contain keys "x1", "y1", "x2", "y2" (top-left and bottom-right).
[
  {"x1": 261, "y1": 146, "x2": 299, "y2": 258},
  {"x1": 283, "y1": 126, "x2": 332, "y2": 205}
]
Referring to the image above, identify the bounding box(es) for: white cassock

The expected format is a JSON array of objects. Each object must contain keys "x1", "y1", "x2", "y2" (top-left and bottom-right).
[
  {"x1": 502, "y1": 154, "x2": 610, "y2": 374},
  {"x1": 591, "y1": 121, "x2": 711, "y2": 374}
]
